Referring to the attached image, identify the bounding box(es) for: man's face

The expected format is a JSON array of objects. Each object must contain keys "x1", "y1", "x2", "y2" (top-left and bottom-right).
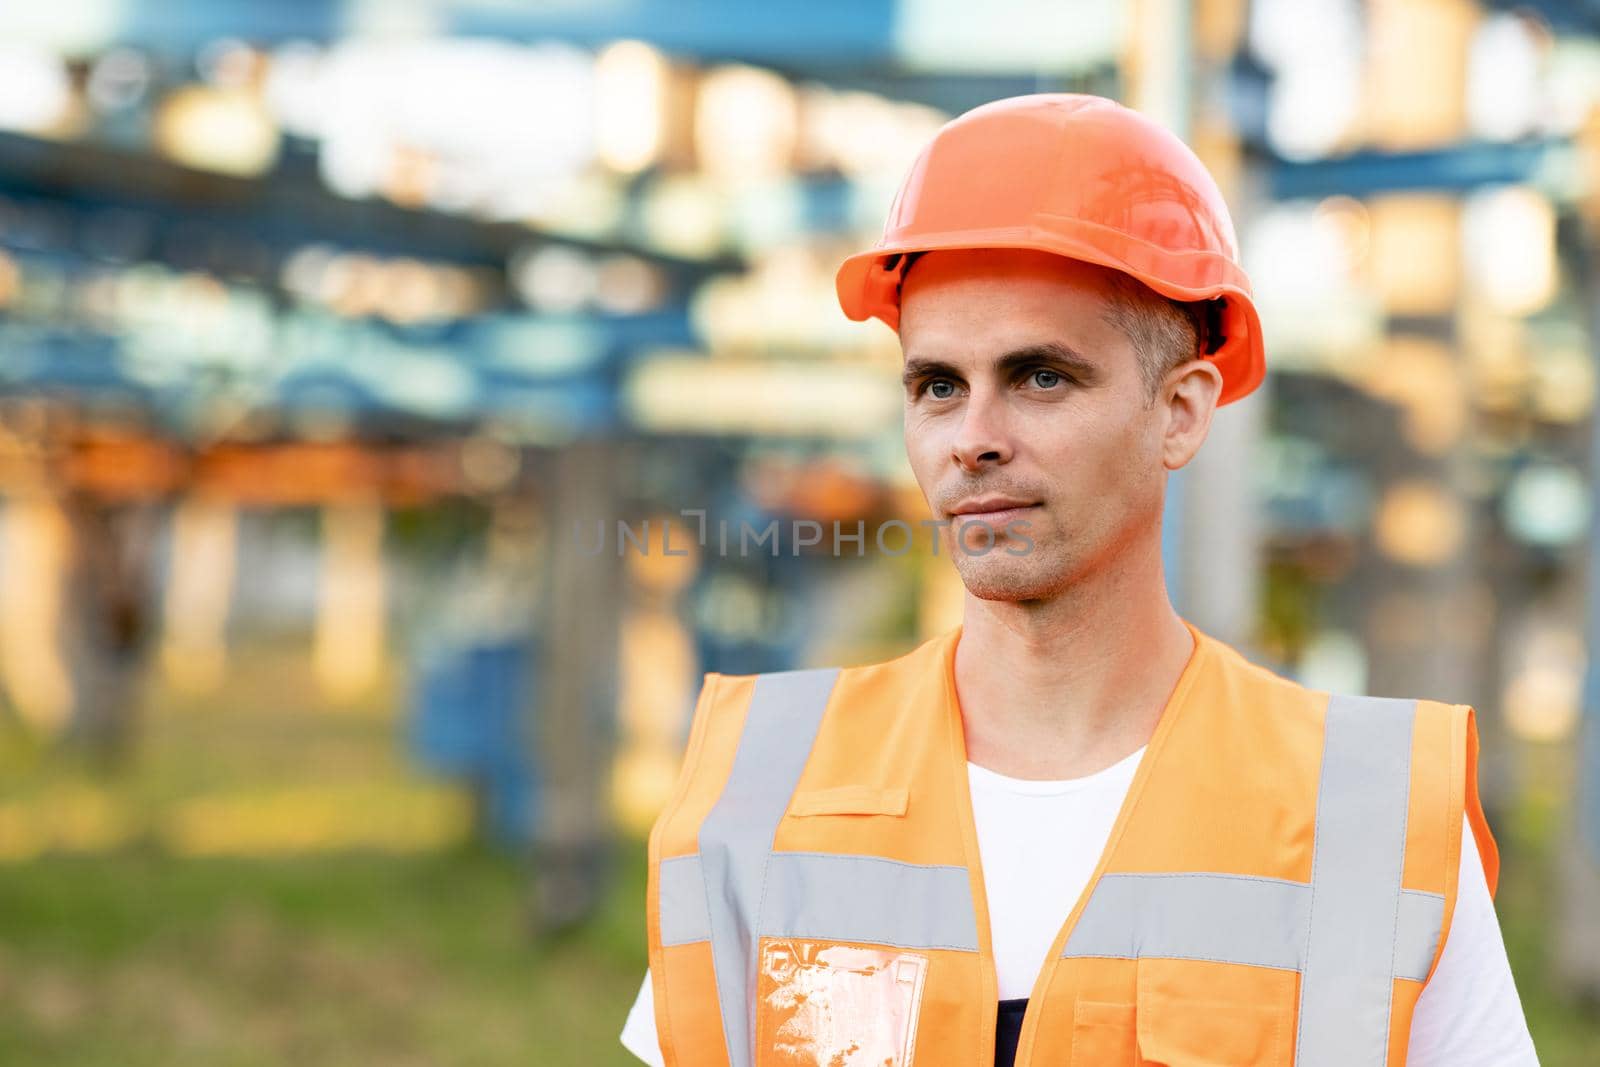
[{"x1": 898, "y1": 247, "x2": 1196, "y2": 603}]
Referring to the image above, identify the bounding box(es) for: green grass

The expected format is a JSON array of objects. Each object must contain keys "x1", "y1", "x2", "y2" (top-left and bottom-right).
[
  {"x1": 1495, "y1": 746, "x2": 1600, "y2": 1066},
  {"x1": 0, "y1": 844, "x2": 650, "y2": 1066},
  {"x1": 0, "y1": 641, "x2": 649, "y2": 1066}
]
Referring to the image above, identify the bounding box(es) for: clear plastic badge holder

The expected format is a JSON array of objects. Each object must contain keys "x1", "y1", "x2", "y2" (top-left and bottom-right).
[{"x1": 756, "y1": 938, "x2": 930, "y2": 1066}]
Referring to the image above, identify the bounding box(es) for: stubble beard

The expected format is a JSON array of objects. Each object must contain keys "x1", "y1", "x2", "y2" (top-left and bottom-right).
[{"x1": 949, "y1": 525, "x2": 1080, "y2": 603}]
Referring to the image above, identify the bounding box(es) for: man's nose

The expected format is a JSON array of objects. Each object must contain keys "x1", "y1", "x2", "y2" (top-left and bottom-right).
[{"x1": 950, "y1": 390, "x2": 1014, "y2": 471}]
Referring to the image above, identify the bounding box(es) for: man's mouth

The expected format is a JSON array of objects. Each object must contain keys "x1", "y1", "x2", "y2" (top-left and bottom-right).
[{"x1": 948, "y1": 498, "x2": 1041, "y2": 527}]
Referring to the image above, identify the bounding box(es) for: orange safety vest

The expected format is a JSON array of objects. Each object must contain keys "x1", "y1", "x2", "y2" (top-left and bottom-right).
[{"x1": 645, "y1": 619, "x2": 1499, "y2": 1066}]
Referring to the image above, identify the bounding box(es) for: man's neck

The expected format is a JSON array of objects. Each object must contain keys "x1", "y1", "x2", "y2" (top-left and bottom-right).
[{"x1": 953, "y1": 557, "x2": 1196, "y2": 781}]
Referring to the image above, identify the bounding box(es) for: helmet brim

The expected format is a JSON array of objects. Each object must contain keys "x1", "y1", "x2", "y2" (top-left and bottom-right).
[{"x1": 836, "y1": 231, "x2": 1266, "y2": 407}]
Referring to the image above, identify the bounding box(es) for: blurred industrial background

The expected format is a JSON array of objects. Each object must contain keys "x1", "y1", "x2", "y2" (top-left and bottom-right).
[{"x1": 0, "y1": 0, "x2": 1598, "y2": 1063}]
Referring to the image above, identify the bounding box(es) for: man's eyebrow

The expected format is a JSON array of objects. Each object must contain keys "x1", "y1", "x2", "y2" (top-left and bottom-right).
[{"x1": 901, "y1": 342, "x2": 1100, "y2": 388}]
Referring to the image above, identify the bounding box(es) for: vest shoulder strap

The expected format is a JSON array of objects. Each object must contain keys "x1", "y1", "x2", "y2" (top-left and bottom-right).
[{"x1": 648, "y1": 666, "x2": 846, "y2": 1067}]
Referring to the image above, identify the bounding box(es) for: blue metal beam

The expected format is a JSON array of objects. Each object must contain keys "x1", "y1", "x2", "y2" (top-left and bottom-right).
[
  {"x1": 449, "y1": 0, "x2": 898, "y2": 65},
  {"x1": 1484, "y1": 0, "x2": 1600, "y2": 34},
  {"x1": 67, "y1": 0, "x2": 1083, "y2": 114},
  {"x1": 0, "y1": 132, "x2": 737, "y2": 290},
  {"x1": 1266, "y1": 139, "x2": 1566, "y2": 201},
  {"x1": 82, "y1": 0, "x2": 895, "y2": 62}
]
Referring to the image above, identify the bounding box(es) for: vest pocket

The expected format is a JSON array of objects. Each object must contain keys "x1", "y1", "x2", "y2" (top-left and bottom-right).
[
  {"x1": 1128, "y1": 956, "x2": 1295, "y2": 1067},
  {"x1": 788, "y1": 785, "x2": 909, "y2": 817},
  {"x1": 1133, "y1": 988, "x2": 1288, "y2": 1067},
  {"x1": 1071, "y1": 999, "x2": 1137, "y2": 1065}
]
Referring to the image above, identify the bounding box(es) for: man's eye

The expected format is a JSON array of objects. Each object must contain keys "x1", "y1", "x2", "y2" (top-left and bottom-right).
[
  {"x1": 1031, "y1": 368, "x2": 1063, "y2": 389},
  {"x1": 925, "y1": 380, "x2": 955, "y2": 399}
]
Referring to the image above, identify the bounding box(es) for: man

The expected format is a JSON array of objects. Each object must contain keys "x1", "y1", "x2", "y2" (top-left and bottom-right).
[{"x1": 621, "y1": 95, "x2": 1537, "y2": 1066}]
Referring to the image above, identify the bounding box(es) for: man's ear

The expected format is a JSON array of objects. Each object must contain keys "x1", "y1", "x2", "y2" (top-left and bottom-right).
[{"x1": 1161, "y1": 357, "x2": 1223, "y2": 471}]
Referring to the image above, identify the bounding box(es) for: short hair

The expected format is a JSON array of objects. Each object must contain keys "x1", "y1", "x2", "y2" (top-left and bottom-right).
[
  {"x1": 1099, "y1": 271, "x2": 1212, "y2": 405},
  {"x1": 897, "y1": 250, "x2": 1215, "y2": 404}
]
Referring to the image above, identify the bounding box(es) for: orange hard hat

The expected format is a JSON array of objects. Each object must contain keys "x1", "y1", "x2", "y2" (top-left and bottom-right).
[{"x1": 836, "y1": 94, "x2": 1266, "y2": 406}]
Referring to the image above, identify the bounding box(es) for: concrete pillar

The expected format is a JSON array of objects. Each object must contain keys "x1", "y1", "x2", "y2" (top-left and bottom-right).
[
  {"x1": 160, "y1": 494, "x2": 238, "y2": 694},
  {"x1": 529, "y1": 437, "x2": 627, "y2": 934},
  {"x1": 313, "y1": 496, "x2": 387, "y2": 704},
  {"x1": 1555, "y1": 215, "x2": 1600, "y2": 994}
]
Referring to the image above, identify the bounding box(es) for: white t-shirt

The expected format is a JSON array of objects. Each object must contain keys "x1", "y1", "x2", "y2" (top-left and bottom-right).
[{"x1": 621, "y1": 749, "x2": 1539, "y2": 1065}]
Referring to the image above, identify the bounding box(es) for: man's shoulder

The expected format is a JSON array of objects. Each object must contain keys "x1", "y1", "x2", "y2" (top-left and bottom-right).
[
  {"x1": 1192, "y1": 627, "x2": 1331, "y2": 723},
  {"x1": 1200, "y1": 629, "x2": 1305, "y2": 690},
  {"x1": 1198, "y1": 627, "x2": 1470, "y2": 720}
]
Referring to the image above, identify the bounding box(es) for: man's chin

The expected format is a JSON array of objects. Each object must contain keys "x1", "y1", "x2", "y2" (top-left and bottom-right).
[{"x1": 952, "y1": 556, "x2": 1068, "y2": 603}]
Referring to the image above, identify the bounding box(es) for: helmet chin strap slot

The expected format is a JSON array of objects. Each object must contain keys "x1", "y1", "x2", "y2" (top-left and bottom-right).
[
  {"x1": 887, "y1": 250, "x2": 926, "y2": 302},
  {"x1": 1202, "y1": 297, "x2": 1226, "y2": 355}
]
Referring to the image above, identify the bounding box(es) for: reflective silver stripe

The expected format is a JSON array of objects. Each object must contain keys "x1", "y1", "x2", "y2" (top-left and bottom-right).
[
  {"x1": 681, "y1": 849, "x2": 1443, "y2": 969},
  {"x1": 682, "y1": 848, "x2": 1438, "y2": 973},
  {"x1": 662, "y1": 848, "x2": 977, "y2": 953},
  {"x1": 1063, "y1": 872, "x2": 1308, "y2": 970},
  {"x1": 1395, "y1": 889, "x2": 1446, "y2": 982},
  {"x1": 1061, "y1": 873, "x2": 1444, "y2": 982},
  {"x1": 1295, "y1": 694, "x2": 1417, "y2": 1067},
  {"x1": 659, "y1": 853, "x2": 711, "y2": 947},
  {"x1": 698, "y1": 667, "x2": 840, "y2": 1067},
  {"x1": 761, "y1": 851, "x2": 978, "y2": 951}
]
